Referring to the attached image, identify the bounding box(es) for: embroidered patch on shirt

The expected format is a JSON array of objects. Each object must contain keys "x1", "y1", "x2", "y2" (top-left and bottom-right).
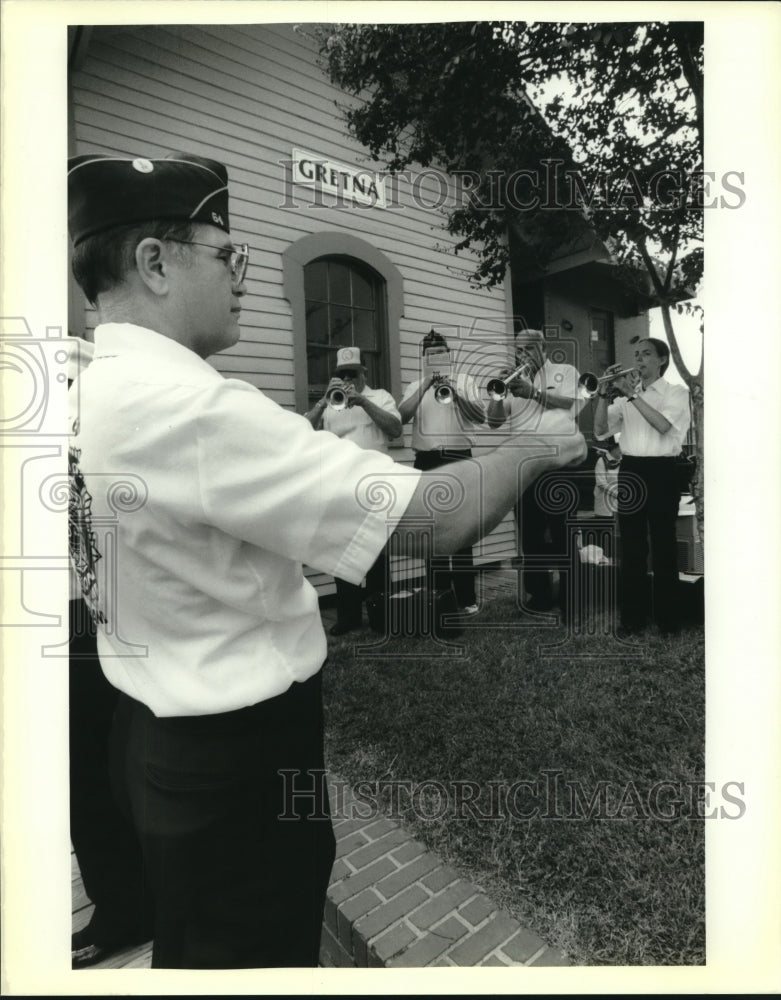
[{"x1": 68, "y1": 441, "x2": 107, "y2": 626}]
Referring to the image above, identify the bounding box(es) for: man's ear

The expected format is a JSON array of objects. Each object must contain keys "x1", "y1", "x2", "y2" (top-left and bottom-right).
[{"x1": 135, "y1": 238, "x2": 170, "y2": 296}]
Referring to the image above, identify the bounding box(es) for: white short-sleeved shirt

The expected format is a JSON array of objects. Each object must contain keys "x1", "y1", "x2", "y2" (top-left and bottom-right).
[
  {"x1": 402, "y1": 374, "x2": 485, "y2": 450},
  {"x1": 503, "y1": 359, "x2": 584, "y2": 437},
  {"x1": 68, "y1": 323, "x2": 421, "y2": 717},
  {"x1": 323, "y1": 385, "x2": 400, "y2": 455},
  {"x1": 597, "y1": 378, "x2": 690, "y2": 457}
]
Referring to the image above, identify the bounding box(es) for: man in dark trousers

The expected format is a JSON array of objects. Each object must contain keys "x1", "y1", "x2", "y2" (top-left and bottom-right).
[
  {"x1": 67, "y1": 151, "x2": 586, "y2": 968},
  {"x1": 594, "y1": 338, "x2": 691, "y2": 633},
  {"x1": 399, "y1": 329, "x2": 486, "y2": 613},
  {"x1": 487, "y1": 328, "x2": 584, "y2": 616},
  {"x1": 304, "y1": 346, "x2": 402, "y2": 635}
]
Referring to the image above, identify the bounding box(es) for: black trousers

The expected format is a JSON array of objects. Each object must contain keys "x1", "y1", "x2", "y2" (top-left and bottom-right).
[
  {"x1": 515, "y1": 468, "x2": 576, "y2": 611},
  {"x1": 109, "y1": 671, "x2": 336, "y2": 969},
  {"x1": 69, "y1": 599, "x2": 152, "y2": 947},
  {"x1": 413, "y1": 449, "x2": 477, "y2": 607},
  {"x1": 617, "y1": 455, "x2": 682, "y2": 630},
  {"x1": 334, "y1": 545, "x2": 390, "y2": 628}
]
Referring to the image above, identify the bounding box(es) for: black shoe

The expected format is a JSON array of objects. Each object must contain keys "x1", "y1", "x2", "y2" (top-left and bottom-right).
[
  {"x1": 71, "y1": 927, "x2": 146, "y2": 969},
  {"x1": 329, "y1": 621, "x2": 358, "y2": 637}
]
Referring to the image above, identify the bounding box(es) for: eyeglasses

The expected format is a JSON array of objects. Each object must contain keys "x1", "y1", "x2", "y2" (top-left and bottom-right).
[{"x1": 165, "y1": 239, "x2": 249, "y2": 286}]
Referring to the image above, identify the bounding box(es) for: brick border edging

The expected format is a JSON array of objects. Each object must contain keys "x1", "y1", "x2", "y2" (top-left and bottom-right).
[{"x1": 319, "y1": 775, "x2": 571, "y2": 968}]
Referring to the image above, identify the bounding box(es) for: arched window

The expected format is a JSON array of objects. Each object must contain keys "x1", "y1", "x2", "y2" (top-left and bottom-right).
[
  {"x1": 283, "y1": 232, "x2": 404, "y2": 418},
  {"x1": 304, "y1": 256, "x2": 387, "y2": 408}
]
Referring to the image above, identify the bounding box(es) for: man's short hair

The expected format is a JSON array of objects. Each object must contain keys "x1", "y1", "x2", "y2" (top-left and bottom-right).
[
  {"x1": 422, "y1": 328, "x2": 449, "y2": 353},
  {"x1": 71, "y1": 220, "x2": 196, "y2": 305},
  {"x1": 642, "y1": 337, "x2": 671, "y2": 377}
]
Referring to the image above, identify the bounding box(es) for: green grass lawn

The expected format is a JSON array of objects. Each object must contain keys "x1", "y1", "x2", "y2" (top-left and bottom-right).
[{"x1": 322, "y1": 593, "x2": 705, "y2": 965}]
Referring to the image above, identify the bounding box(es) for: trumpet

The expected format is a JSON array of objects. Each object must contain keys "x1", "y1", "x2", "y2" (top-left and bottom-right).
[
  {"x1": 325, "y1": 386, "x2": 348, "y2": 410},
  {"x1": 578, "y1": 367, "x2": 638, "y2": 398},
  {"x1": 432, "y1": 374, "x2": 454, "y2": 404},
  {"x1": 485, "y1": 361, "x2": 535, "y2": 401}
]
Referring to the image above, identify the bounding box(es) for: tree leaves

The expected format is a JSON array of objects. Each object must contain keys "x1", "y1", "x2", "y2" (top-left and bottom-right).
[{"x1": 315, "y1": 20, "x2": 703, "y2": 300}]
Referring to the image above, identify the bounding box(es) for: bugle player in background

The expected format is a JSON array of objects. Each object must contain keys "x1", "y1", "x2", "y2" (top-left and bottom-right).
[
  {"x1": 486, "y1": 328, "x2": 584, "y2": 617},
  {"x1": 593, "y1": 338, "x2": 691, "y2": 634},
  {"x1": 304, "y1": 346, "x2": 402, "y2": 635}
]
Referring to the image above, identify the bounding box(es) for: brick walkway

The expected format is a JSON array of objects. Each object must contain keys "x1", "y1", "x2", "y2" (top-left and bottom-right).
[
  {"x1": 72, "y1": 771, "x2": 568, "y2": 970},
  {"x1": 320, "y1": 777, "x2": 569, "y2": 968},
  {"x1": 72, "y1": 566, "x2": 570, "y2": 969}
]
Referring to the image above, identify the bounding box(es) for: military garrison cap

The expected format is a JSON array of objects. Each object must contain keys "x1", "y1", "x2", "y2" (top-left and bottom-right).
[{"x1": 68, "y1": 152, "x2": 231, "y2": 246}]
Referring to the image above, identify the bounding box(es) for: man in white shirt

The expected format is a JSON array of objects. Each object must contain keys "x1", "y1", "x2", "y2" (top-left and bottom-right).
[
  {"x1": 486, "y1": 328, "x2": 585, "y2": 616},
  {"x1": 399, "y1": 330, "x2": 486, "y2": 613},
  {"x1": 594, "y1": 338, "x2": 691, "y2": 633},
  {"x1": 304, "y1": 346, "x2": 402, "y2": 634},
  {"x1": 67, "y1": 152, "x2": 586, "y2": 969}
]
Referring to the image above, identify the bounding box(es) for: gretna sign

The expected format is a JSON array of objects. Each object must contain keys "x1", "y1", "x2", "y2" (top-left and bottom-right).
[{"x1": 291, "y1": 148, "x2": 388, "y2": 208}]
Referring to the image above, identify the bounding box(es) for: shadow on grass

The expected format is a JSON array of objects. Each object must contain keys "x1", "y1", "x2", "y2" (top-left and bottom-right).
[{"x1": 322, "y1": 595, "x2": 706, "y2": 965}]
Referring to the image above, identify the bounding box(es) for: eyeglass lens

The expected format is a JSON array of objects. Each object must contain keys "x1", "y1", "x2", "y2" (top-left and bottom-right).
[{"x1": 231, "y1": 245, "x2": 249, "y2": 284}]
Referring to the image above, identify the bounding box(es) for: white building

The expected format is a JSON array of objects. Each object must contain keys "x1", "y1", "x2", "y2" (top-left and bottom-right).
[{"x1": 68, "y1": 22, "x2": 652, "y2": 594}]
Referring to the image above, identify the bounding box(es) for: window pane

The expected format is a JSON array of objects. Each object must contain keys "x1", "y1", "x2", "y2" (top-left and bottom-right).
[
  {"x1": 306, "y1": 345, "x2": 332, "y2": 391},
  {"x1": 304, "y1": 261, "x2": 328, "y2": 301},
  {"x1": 352, "y1": 309, "x2": 377, "y2": 352},
  {"x1": 363, "y1": 353, "x2": 379, "y2": 388},
  {"x1": 328, "y1": 261, "x2": 352, "y2": 306},
  {"x1": 305, "y1": 301, "x2": 329, "y2": 344},
  {"x1": 352, "y1": 269, "x2": 374, "y2": 310},
  {"x1": 330, "y1": 305, "x2": 352, "y2": 344}
]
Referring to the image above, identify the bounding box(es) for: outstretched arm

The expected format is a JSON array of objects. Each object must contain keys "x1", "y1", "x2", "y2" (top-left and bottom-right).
[{"x1": 393, "y1": 431, "x2": 587, "y2": 557}]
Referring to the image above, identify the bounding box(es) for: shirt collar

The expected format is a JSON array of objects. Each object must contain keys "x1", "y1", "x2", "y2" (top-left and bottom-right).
[
  {"x1": 93, "y1": 322, "x2": 215, "y2": 374},
  {"x1": 640, "y1": 376, "x2": 668, "y2": 396}
]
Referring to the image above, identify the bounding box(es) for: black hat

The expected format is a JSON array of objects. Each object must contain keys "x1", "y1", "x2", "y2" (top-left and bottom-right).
[{"x1": 68, "y1": 152, "x2": 231, "y2": 246}]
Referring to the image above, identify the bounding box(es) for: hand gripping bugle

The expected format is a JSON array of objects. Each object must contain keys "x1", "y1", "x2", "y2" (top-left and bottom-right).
[
  {"x1": 325, "y1": 385, "x2": 348, "y2": 410},
  {"x1": 432, "y1": 374, "x2": 454, "y2": 404},
  {"x1": 485, "y1": 361, "x2": 535, "y2": 401},
  {"x1": 578, "y1": 367, "x2": 638, "y2": 398}
]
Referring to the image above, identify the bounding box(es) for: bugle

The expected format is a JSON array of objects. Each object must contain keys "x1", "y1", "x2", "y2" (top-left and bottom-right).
[
  {"x1": 485, "y1": 361, "x2": 535, "y2": 401},
  {"x1": 325, "y1": 386, "x2": 348, "y2": 410},
  {"x1": 578, "y1": 367, "x2": 638, "y2": 398},
  {"x1": 432, "y1": 375, "x2": 454, "y2": 404}
]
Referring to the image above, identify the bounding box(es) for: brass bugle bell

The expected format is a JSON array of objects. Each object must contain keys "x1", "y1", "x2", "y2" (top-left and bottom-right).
[
  {"x1": 578, "y1": 367, "x2": 638, "y2": 398},
  {"x1": 325, "y1": 386, "x2": 348, "y2": 410},
  {"x1": 433, "y1": 376, "x2": 454, "y2": 404},
  {"x1": 485, "y1": 361, "x2": 535, "y2": 401}
]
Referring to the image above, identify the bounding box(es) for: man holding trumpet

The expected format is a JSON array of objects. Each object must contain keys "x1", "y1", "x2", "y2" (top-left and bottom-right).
[
  {"x1": 593, "y1": 338, "x2": 691, "y2": 634},
  {"x1": 304, "y1": 345, "x2": 402, "y2": 450},
  {"x1": 399, "y1": 329, "x2": 486, "y2": 614},
  {"x1": 304, "y1": 346, "x2": 402, "y2": 635},
  {"x1": 487, "y1": 328, "x2": 584, "y2": 616}
]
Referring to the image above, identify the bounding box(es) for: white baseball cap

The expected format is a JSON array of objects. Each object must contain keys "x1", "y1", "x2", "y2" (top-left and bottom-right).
[{"x1": 334, "y1": 346, "x2": 365, "y2": 372}]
